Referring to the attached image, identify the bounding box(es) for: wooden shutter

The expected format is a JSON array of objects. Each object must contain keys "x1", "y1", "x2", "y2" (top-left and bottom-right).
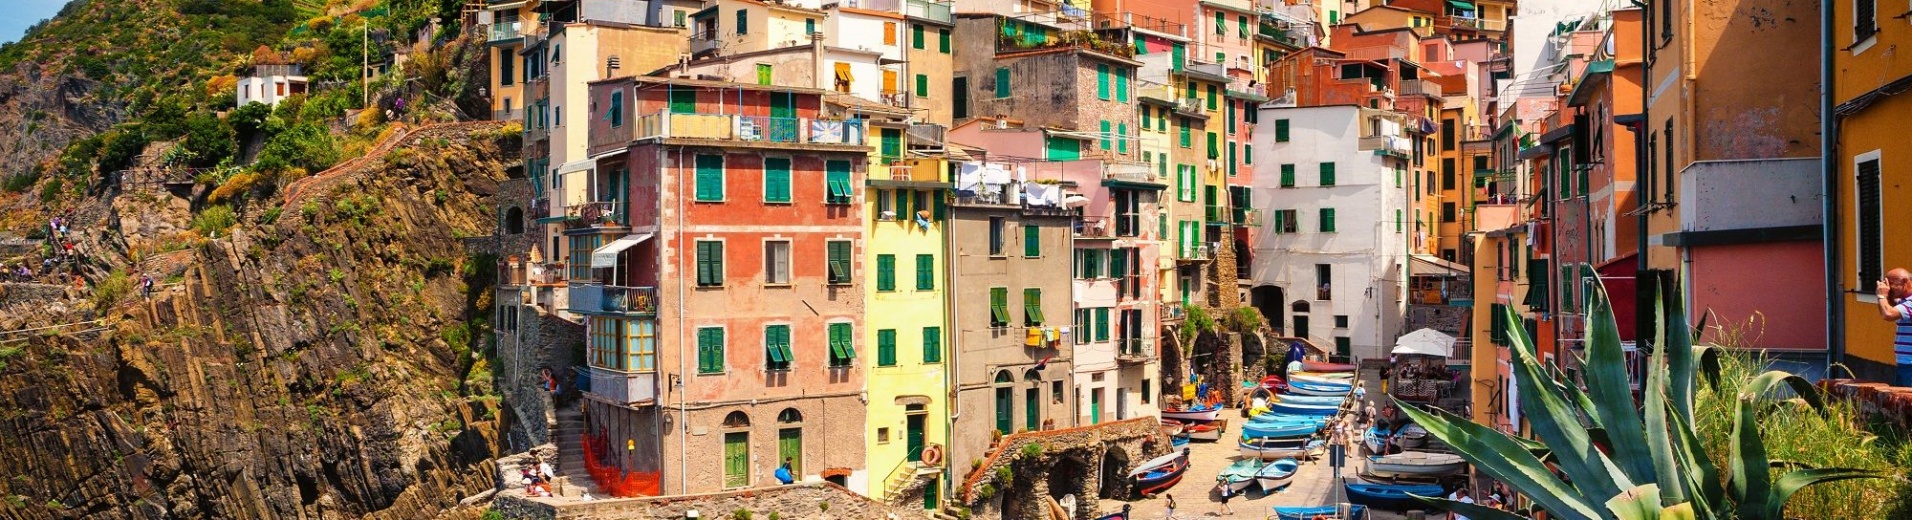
[
  {"x1": 696, "y1": 154, "x2": 725, "y2": 201},
  {"x1": 1859, "y1": 158, "x2": 1883, "y2": 287}
]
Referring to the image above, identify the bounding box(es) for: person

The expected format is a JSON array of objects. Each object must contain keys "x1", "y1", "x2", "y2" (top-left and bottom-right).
[
  {"x1": 774, "y1": 457, "x2": 795, "y2": 484},
  {"x1": 1353, "y1": 384, "x2": 1367, "y2": 402},
  {"x1": 1875, "y1": 268, "x2": 1912, "y2": 385},
  {"x1": 1448, "y1": 488, "x2": 1473, "y2": 520},
  {"x1": 538, "y1": 457, "x2": 556, "y2": 483},
  {"x1": 1364, "y1": 401, "x2": 1378, "y2": 427},
  {"x1": 1215, "y1": 479, "x2": 1235, "y2": 515},
  {"x1": 139, "y1": 272, "x2": 155, "y2": 300},
  {"x1": 1163, "y1": 493, "x2": 1177, "y2": 520}
]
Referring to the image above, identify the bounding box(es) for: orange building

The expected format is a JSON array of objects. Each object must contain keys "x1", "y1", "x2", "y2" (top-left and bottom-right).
[{"x1": 1833, "y1": 0, "x2": 1912, "y2": 380}]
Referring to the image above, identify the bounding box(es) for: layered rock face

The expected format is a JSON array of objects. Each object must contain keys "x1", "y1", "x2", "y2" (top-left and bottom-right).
[{"x1": 0, "y1": 124, "x2": 516, "y2": 519}]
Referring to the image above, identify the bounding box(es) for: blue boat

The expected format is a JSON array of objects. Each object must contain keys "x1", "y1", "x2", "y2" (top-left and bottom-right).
[
  {"x1": 1170, "y1": 432, "x2": 1190, "y2": 447},
  {"x1": 1241, "y1": 420, "x2": 1319, "y2": 439},
  {"x1": 1272, "y1": 504, "x2": 1367, "y2": 520},
  {"x1": 1239, "y1": 437, "x2": 1326, "y2": 460},
  {"x1": 1270, "y1": 393, "x2": 1347, "y2": 406},
  {"x1": 1247, "y1": 412, "x2": 1328, "y2": 425},
  {"x1": 1344, "y1": 481, "x2": 1445, "y2": 509},
  {"x1": 1288, "y1": 379, "x2": 1352, "y2": 396},
  {"x1": 1266, "y1": 399, "x2": 1340, "y2": 416}
]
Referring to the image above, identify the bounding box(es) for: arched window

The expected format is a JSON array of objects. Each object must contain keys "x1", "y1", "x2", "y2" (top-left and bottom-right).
[
  {"x1": 1024, "y1": 368, "x2": 1041, "y2": 381},
  {"x1": 505, "y1": 207, "x2": 525, "y2": 234},
  {"x1": 994, "y1": 370, "x2": 1013, "y2": 384},
  {"x1": 1291, "y1": 300, "x2": 1311, "y2": 313},
  {"x1": 722, "y1": 411, "x2": 750, "y2": 428},
  {"x1": 777, "y1": 408, "x2": 802, "y2": 423}
]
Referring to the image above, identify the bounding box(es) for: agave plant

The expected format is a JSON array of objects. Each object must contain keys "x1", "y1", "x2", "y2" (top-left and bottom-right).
[{"x1": 1396, "y1": 270, "x2": 1884, "y2": 520}]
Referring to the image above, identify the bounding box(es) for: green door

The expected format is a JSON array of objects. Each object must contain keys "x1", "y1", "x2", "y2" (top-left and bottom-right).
[
  {"x1": 1045, "y1": 135, "x2": 1081, "y2": 161},
  {"x1": 923, "y1": 476, "x2": 940, "y2": 509},
  {"x1": 906, "y1": 414, "x2": 926, "y2": 462},
  {"x1": 995, "y1": 388, "x2": 1012, "y2": 434},
  {"x1": 1091, "y1": 388, "x2": 1102, "y2": 424},
  {"x1": 769, "y1": 92, "x2": 798, "y2": 142},
  {"x1": 1024, "y1": 388, "x2": 1039, "y2": 431},
  {"x1": 724, "y1": 432, "x2": 749, "y2": 488},
  {"x1": 778, "y1": 428, "x2": 802, "y2": 476}
]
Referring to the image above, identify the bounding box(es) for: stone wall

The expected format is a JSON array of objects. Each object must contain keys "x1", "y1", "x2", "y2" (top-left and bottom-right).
[
  {"x1": 0, "y1": 283, "x2": 75, "y2": 305},
  {"x1": 492, "y1": 481, "x2": 935, "y2": 520},
  {"x1": 1820, "y1": 379, "x2": 1912, "y2": 431},
  {"x1": 958, "y1": 417, "x2": 1168, "y2": 520},
  {"x1": 498, "y1": 301, "x2": 587, "y2": 452}
]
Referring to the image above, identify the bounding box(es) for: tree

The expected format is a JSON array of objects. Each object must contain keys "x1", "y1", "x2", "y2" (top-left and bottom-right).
[{"x1": 179, "y1": 113, "x2": 236, "y2": 168}]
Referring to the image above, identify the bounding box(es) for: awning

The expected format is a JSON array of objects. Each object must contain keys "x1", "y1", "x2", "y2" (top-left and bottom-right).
[
  {"x1": 835, "y1": 68, "x2": 853, "y2": 83},
  {"x1": 591, "y1": 233, "x2": 652, "y2": 269},
  {"x1": 556, "y1": 159, "x2": 596, "y2": 175},
  {"x1": 1446, "y1": 0, "x2": 1476, "y2": 11},
  {"x1": 1393, "y1": 328, "x2": 1457, "y2": 357},
  {"x1": 1410, "y1": 254, "x2": 1467, "y2": 278}
]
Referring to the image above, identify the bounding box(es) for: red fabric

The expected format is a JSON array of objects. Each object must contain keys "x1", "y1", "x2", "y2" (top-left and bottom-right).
[{"x1": 581, "y1": 432, "x2": 661, "y2": 497}]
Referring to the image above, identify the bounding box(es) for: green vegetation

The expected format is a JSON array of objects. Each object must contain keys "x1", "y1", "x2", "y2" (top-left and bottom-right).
[
  {"x1": 92, "y1": 270, "x2": 131, "y2": 308},
  {"x1": 1399, "y1": 272, "x2": 1886, "y2": 520},
  {"x1": 191, "y1": 204, "x2": 237, "y2": 236},
  {"x1": 0, "y1": 344, "x2": 24, "y2": 371}
]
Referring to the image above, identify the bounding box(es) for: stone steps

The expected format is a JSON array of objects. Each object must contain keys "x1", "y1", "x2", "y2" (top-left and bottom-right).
[{"x1": 549, "y1": 403, "x2": 598, "y2": 497}]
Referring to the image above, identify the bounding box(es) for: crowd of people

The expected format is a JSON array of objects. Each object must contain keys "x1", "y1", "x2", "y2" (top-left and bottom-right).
[{"x1": 5, "y1": 211, "x2": 88, "y2": 286}]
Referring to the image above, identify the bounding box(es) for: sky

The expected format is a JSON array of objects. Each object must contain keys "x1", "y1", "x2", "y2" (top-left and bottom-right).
[{"x1": 0, "y1": 0, "x2": 73, "y2": 45}]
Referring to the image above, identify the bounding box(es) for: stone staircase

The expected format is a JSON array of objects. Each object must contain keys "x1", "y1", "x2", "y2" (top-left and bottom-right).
[
  {"x1": 881, "y1": 461, "x2": 942, "y2": 505},
  {"x1": 550, "y1": 404, "x2": 600, "y2": 498}
]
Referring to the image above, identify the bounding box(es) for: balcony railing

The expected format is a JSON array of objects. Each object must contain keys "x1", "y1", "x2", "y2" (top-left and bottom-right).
[
  {"x1": 1399, "y1": 79, "x2": 1443, "y2": 98},
  {"x1": 1104, "y1": 161, "x2": 1156, "y2": 184},
  {"x1": 564, "y1": 201, "x2": 624, "y2": 228},
  {"x1": 488, "y1": 21, "x2": 523, "y2": 42},
  {"x1": 567, "y1": 284, "x2": 658, "y2": 316},
  {"x1": 1162, "y1": 302, "x2": 1185, "y2": 321},
  {"x1": 1358, "y1": 135, "x2": 1412, "y2": 156},
  {"x1": 903, "y1": 0, "x2": 953, "y2": 24},
  {"x1": 880, "y1": 89, "x2": 911, "y2": 110},
  {"x1": 997, "y1": 30, "x2": 1136, "y2": 58},
  {"x1": 1117, "y1": 336, "x2": 1155, "y2": 363},
  {"x1": 1205, "y1": 205, "x2": 1227, "y2": 223},
  {"x1": 1186, "y1": 60, "x2": 1226, "y2": 79},
  {"x1": 624, "y1": 112, "x2": 867, "y2": 146},
  {"x1": 1075, "y1": 216, "x2": 1114, "y2": 238},
  {"x1": 585, "y1": 366, "x2": 657, "y2": 405},
  {"x1": 690, "y1": 36, "x2": 721, "y2": 56},
  {"x1": 1233, "y1": 208, "x2": 1261, "y2": 227}
]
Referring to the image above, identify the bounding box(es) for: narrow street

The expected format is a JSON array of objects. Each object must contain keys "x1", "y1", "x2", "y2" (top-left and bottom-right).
[{"x1": 1107, "y1": 415, "x2": 1417, "y2": 520}]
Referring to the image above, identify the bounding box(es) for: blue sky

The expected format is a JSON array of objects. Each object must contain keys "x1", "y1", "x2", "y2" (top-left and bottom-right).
[{"x1": 1, "y1": 0, "x2": 72, "y2": 45}]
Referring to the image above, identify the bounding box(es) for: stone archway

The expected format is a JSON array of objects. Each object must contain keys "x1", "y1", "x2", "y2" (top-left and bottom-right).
[
  {"x1": 1045, "y1": 454, "x2": 1096, "y2": 520},
  {"x1": 1097, "y1": 446, "x2": 1131, "y2": 500}
]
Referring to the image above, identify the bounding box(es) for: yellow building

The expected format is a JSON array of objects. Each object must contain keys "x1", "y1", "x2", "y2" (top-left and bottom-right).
[
  {"x1": 480, "y1": 0, "x2": 541, "y2": 120},
  {"x1": 862, "y1": 145, "x2": 953, "y2": 504},
  {"x1": 1834, "y1": 1, "x2": 1912, "y2": 381}
]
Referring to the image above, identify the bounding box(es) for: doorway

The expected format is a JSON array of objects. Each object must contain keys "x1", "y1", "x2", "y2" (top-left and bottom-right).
[
  {"x1": 1293, "y1": 315, "x2": 1310, "y2": 342},
  {"x1": 723, "y1": 431, "x2": 749, "y2": 488},
  {"x1": 995, "y1": 387, "x2": 1012, "y2": 434},
  {"x1": 1024, "y1": 388, "x2": 1039, "y2": 431},
  {"x1": 1116, "y1": 388, "x2": 1129, "y2": 420},
  {"x1": 1252, "y1": 286, "x2": 1286, "y2": 335},
  {"x1": 1090, "y1": 388, "x2": 1104, "y2": 424},
  {"x1": 905, "y1": 413, "x2": 926, "y2": 462}
]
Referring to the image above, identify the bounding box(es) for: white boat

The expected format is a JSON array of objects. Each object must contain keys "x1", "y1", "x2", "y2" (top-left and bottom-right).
[
  {"x1": 1289, "y1": 371, "x2": 1356, "y2": 382},
  {"x1": 1184, "y1": 421, "x2": 1225, "y2": 441},
  {"x1": 1219, "y1": 459, "x2": 1261, "y2": 493},
  {"x1": 1161, "y1": 404, "x2": 1223, "y2": 422},
  {"x1": 1240, "y1": 437, "x2": 1327, "y2": 460},
  {"x1": 1287, "y1": 379, "x2": 1353, "y2": 396},
  {"x1": 1255, "y1": 458, "x2": 1301, "y2": 492},
  {"x1": 1367, "y1": 451, "x2": 1468, "y2": 478},
  {"x1": 1396, "y1": 424, "x2": 1428, "y2": 448}
]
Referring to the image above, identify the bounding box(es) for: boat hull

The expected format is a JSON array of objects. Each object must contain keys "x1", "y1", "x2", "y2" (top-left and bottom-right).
[
  {"x1": 1301, "y1": 360, "x2": 1360, "y2": 372},
  {"x1": 1186, "y1": 425, "x2": 1223, "y2": 441},
  {"x1": 1287, "y1": 380, "x2": 1352, "y2": 396},
  {"x1": 1254, "y1": 459, "x2": 1300, "y2": 492},
  {"x1": 1134, "y1": 465, "x2": 1186, "y2": 496},
  {"x1": 1242, "y1": 422, "x2": 1319, "y2": 439},
  {"x1": 1266, "y1": 400, "x2": 1340, "y2": 416},
  {"x1": 1345, "y1": 482, "x2": 1445, "y2": 509},
  {"x1": 1273, "y1": 505, "x2": 1367, "y2": 520},
  {"x1": 1367, "y1": 452, "x2": 1467, "y2": 478},
  {"x1": 1161, "y1": 408, "x2": 1222, "y2": 422},
  {"x1": 1239, "y1": 439, "x2": 1326, "y2": 460}
]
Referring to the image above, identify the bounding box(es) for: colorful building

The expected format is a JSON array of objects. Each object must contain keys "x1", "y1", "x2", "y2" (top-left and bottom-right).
[{"x1": 1833, "y1": 0, "x2": 1912, "y2": 380}]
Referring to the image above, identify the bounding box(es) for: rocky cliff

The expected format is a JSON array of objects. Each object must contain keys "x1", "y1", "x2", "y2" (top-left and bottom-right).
[{"x1": 0, "y1": 122, "x2": 517, "y2": 519}]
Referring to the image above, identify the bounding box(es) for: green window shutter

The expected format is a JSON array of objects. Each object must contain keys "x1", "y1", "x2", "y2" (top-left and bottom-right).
[
  {"x1": 671, "y1": 89, "x2": 697, "y2": 113},
  {"x1": 990, "y1": 287, "x2": 1009, "y2": 325},
  {"x1": 1320, "y1": 208, "x2": 1336, "y2": 232},
  {"x1": 1207, "y1": 132, "x2": 1219, "y2": 159},
  {"x1": 1238, "y1": 15, "x2": 1248, "y2": 38},
  {"x1": 1272, "y1": 210, "x2": 1285, "y2": 233},
  {"x1": 756, "y1": 64, "x2": 772, "y2": 86},
  {"x1": 1281, "y1": 164, "x2": 1295, "y2": 187},
  {"x1": 825, "y1": 160, "x2": 851, "y2": 204},
  {"x1": 1097, "y1": 64, "x2": 1110, "y2": 100},
  {"x1": 1227, "y1": 144, "x2": 1237, "y2": 176},
  {"x1": 877, "y1": 329, "x2": 897, "y2": 366},
  {"x1": 1319, "y1": 162, "x2": 1336, "y2": 186},
  {"x1": 1227, "y1": 101, "x2": 1237, "y2": 134},
  {"x1": 736, "y1": 9, "x2": 748, "y2": 34},
  {"x1": 1206, "y1": 85, "x2": 1217, "y2": 110},
  {"x1": 1100, "y1": 120, "x2": 1111, "y2": 149},
  {"x1": 1172, "y1": 42, "x2": 1185, "y2": 70},
  {"x1": 881, "y1": 128, "x2": 902, "y2": 160},
  {"x1": 995, "y1": 68, "x2": 1010, "y2": 98},
  {"x1": 696, "y1": 241, "x2": 724, "y2": 286},
  {"x1": 1275, "y1": 119, "x2": 1290, "y2": 142},
  {"x1": 916, "y1": 254, "x2": 934, "y2": 290},
  {"x1": 806, "y1": 18, "x2": 815, "y2": 34},
  {"x1": 1023, "y1": 224, "x2": 1040, "y2": 257},
  {"x1": 826, "y1": 241, "x2": 849, "y2": 284},
  {"x1": 912, "y1": 24, "x2": 925, "y2": 49},
  {"x1": 877, "y1": 254, "x2": 895, "y2": 291},
  {"x1": 1179, "y1": 121, "x2": 1191, "y2": 147},
  {"x1": 765, "y1": 325, "x2": 791, "y2": 371},
  {"x1": 1141, "y1": 106, "x2": 1152, "y2": 128},
  {"x1": 698, "y1": 327, "x2": 725, "y2": 374},
  {"x1": 923, "y1": 327, "x2": 942, "y2": 363},
  {"x1": 1243, "y1": 143, "x2": 1253, "y2": 164},
  {"x1": 763, "y1": 157, "x2": 791, "y2": 203},
  {"x1": 915, "y1": 74, "x2": 928, "y2": 97},
  {"x1": 933, "y1": 189, "x2": 947, "y2": 220},
  {"x1": 1023, "y1": 288, "x2": 1044, "y2": 325},
  {"x1": 939, "y1": 29, "x2": 950, "y2": 53},
  {"x1": 695, "y1": 154, "x2": 725, "y2": 201},
  {"x1": 1075, "y1": 310, "x2": 1089, "y2": 344},
  {"x1": 1215, "y1": 12, "x2": 1225, "y2": 34},
  {"x1": 1094, "y1": 307, "x2": 1110, "y2": 341},
  {"x1": 1110, "y1": 248, "x2": 1127, "y2": 278},
  {"x1": 1396, "y1": 209, "x2": 1403, "y2": 233},
  {"x1": 1116, "y1": 70, "x2": 1129, "y2": 101},
  {"x1": 1117, "y1": 123, "x2": 1129, "y2": 154}
]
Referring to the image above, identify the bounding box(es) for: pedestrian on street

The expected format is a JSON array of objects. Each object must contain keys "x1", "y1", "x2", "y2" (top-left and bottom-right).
[
  {"x1": 1875, "y1": 268, "x2": 1912, "y2": 385},
  {"x1": 1353, "y1": 384, "x2": 1367, "y2": 402},
  {"x1": 1448, "y1": 488, "x2": 1473, "y2": 520},
  {"x1": 1163, "y1": 493, "x2": 1177, "y2": 520},
  {"x1": 1215, "y1": 479, "x2": 1236, "y2": 515}
]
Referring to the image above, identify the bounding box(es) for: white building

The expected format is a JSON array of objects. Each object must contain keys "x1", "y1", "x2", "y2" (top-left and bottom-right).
[
  {"x1": 236, "y1": 63, "x2": 307, "y2": 108},
  {"x1": 1249, "y1": 104, "x2": 1412, "y2": 362}
]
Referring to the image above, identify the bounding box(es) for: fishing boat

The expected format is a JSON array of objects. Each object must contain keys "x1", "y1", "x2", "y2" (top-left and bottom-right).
[
  {"x1": 1395, "y1": 424, "x2": 1429, "y2": 448},
  {"x1": 1161, "y1": 402, "x2": 1224, "y2": 422},
  {"x1": 1301, "y1": 360, "x2": 1360, "y2": 372},
  {"x1": 1367, "y1": 451, "x2": 1467, "y2": 478},
  {"x1": 1159, "y1": 420, "x2": 1185, "y2": 438},
  {"x1": 1363, "y1": 426, "x2": 1391, "y2": 454},
  {"x1": 1170, "y1": 432, "x2": 1190, "y2": 447},
  {"x1": 1241, "y1": 420, "x2": 1319, "y2": 440},
  {"x1": 1289, "y1": 370, "x2": 1356, "y2": 382},
  {"x1": 1239, "y1": 437, "x2": 1327, "y2": 460},
  {"x1": 1258, "y1": 375, "x2": 1290, "y2": 392},
  {"x1": 1265, "y1": 399, "x2": 1340, "y2": 416},
  {"x1": 1344, "y1": 481, "x2": 1445, "y2": 509},
  {"x1": 1183, "y1": 421, "x2": 1225, "y2": 441},
  {"x1": 1218, "y1": 459, "x2": 1262, "y2": 494},
  {"x1": 1287, "y1": 379, "x2": 1352, "y2": 396},
  {"x1": 1129, "y1": 449, "x2": 1190, "y2": 496},
  {"x1": 1272, "y1": 504, "x2": 1367, "y2": 520},
  {"x1": 1267, "y1": 393, "x2": 1347, "y2": 406},
  {"x1": 1092, "y1": 509, "x2": 1130, "y2": 520},
  {"x1": 1254, "y1": 458, "x2": 1300, "y2": 492}
]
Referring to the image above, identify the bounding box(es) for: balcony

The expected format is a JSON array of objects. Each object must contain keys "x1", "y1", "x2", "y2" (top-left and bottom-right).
[
  {"x1": 585, "y1": 366, "x2": 657, "y2": 406},
  {"x1": 1233, "y1": 208, "x2": 1261, "y2": 227},
  {"x1": 563, "y1": 201, "x2": 624, "y2": 229},
  {"x1": 1116, "y1": 336, "x2": 1155, "y2": 364},
  {"x1": 1187, "y1": 60, "x2": 1227, "y2": 79},
  {"x1": 1161, "y1": 302, "x2": 1185, "y2": 321},
  {"x1": 567, "y1": 284, "x2": 659, "y2": 316},
  {"x1": 499, "y1": 258, "x2": 567, "y2": 287},
  {"x1": 1075, "y1": 216, "x2": 1115, "y2": 239},
  {"x1": 1205, "y1": 205, "x2": 1227, "y2": 224},
  {"x1": 1103, "y1": 161, "x2": 1157, "y2": 184},
  {"x1": 880, "y1": 89, "x2": 911, "y2": 110},
  {"x1": 1358, "y1": 135, "x2": 1412, "y2": 157},
  {"x1": 618, "y1": 111, "x2": 868, "y2": 148},
  {"x1": 1340, "y1": 46, "x2": 1408, "y2": 62},
  {"x1": 1399, "y1": 79, "x2": 1443, "y2": 98},
  {"x1": 690, "y1": 36, "x2": 721, "y2": 57},
  {"x1": 488, "y1": 21, "x2": 523, "y2": 42},
  {"x1": 903, "y1": 0, "x2": 953, "y2": 24}
]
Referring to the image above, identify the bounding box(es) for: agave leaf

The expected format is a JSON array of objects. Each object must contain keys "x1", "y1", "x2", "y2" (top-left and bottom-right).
[
  {"x1": 1411, "y1": 494, "x2": 1535, "y2": 520},
  {"x1": 1643, "y1": 333, "x2": 1689, "y2": 507},
  {"x1": 1731, "y1": 398, "x2": 1774, "y2": 520},
  {"x1": 1394, "y1": 397, "x2": 1605, "y2": 520},
  {"x1": 1503, "y1": 304, "x2": 1634, "y2": 507},
  {"x1": 1762, "y1": 467, "x2": 1889, "y2": 519},
  {"x1": 1582, "y1": 270, "x2": 1658, "y2": 485},
  {"x1": 1662, "y1": 502, "x2": 1697, "y2": 520},
  {"x1": 1662, "y1": 275, "x2": 1698, "y2": 417},
  {"x1": 1606, "y1": 484, "x2": 1665, "y2": 520},
  {"x1": 1695, "y1": 345, "x2": 1723, "y2": 390},
  {"x1": 1739, "y1": 370, "x2": 1824, "y2": 411},
  {"x1": 1668, "y1": 409, "x2": 1725, "y2": 515}
]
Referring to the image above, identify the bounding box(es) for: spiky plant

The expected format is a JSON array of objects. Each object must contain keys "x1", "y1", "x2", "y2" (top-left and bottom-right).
[{"x1": 1396, "y1": 270, "x2": 1885, "y2": 520}]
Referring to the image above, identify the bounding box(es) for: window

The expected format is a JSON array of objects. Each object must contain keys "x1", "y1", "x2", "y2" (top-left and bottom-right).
[
  {"x1": 696, "y1": 154, "x2": 725, "y2": 201},
  {"x1": 1858, "y1": 153, "x2": 1883, "y2": 290},
  {"x1": 1095, "y1": 307, "x2": 1110, "y2": 342},
  {"x1": 989, "y1": 217, "x2": 1007, "y2": 255},
  {"x1": 1334, "y1": 315, "x2": 1349, "y2": 328},
  {"x1": 696, "y1": 241, "x2": 725, "y2": 287},
  {"x1": 826, "y1": 160, "x2": 852, "y2": 204},
  {"x1": 1243, "y1": 143, "x2": 1252, "y2": 165},
  {"x1": 1442, "y1": 158, "x2": 1457, "y2": 190},
  {"x1": 499, "y1": 48, "x2": 515, "y2": 86},
  {"x1": 1100, "y1": 120, "x2": 1111, "y2": 149},
  {"x1": 915, "y1": 74, "x2": 929, "y2": 97},
  {"x1": 883, "y1": 22, "x2": 897, "y2": 45},
  {"x1": 939, "y1": 28, "x2": 951, "y2": 53},
  {"x1": 1080, "y1": 249, "x2": 1104, "y2": 279},
  {"x1": 1334, "y1": 336, "x2": 1352, "y2": 357},
  {"x1": 1206, "y1": 85, "x2": 1218, "y2": 110},
  {"x1": 1275, "y1": 119, "x2": 1290, "y2": 142},
  {"x1": 1280, "y1": 164, "x2": 1295, "y2": 187},
  {"x1": 1116, "y1": 69, "x2": 1129, "y2": 101},
  {"x1": 1024, "y1": 288, "x2": 1045, "y2": 325},
  {"x1": 1024, "y1": 224, "x2": 1041, "y2": 257},
  {"x1": 806, "y1": 18, "x2": 815, "y2": 34},
  {"x1": 1142, "y1": 379, "x2": 1152, "y2": 403},
  {"x1": 736, "y1": 9, "x2": 748, "y2": 34},
  {"x1": 877, "y1": 254, "x2": 896, "y2": 291},
  {"x1": 1141, "y1": 106, "x2": 1153, "y2": 129},
  {"x1": 765, "y1": 325, "x2": 792, "y2": 371},
  {"x1": 764, "y1": 241, "x2": 791, "y2": 284},
  {"x1": 923, "y1": 327, "x2": 943, "y2": 363},
  {"x1": 989, "y1": 287, "x2": 1010, "y2": 327},
  {"x1": 828, "y1": 323, "x2": 855, "y2": 368},
  {"x1": 912, "y1": 24, "x2": 925, "y2": 49},
  {"x1": 995, "y1": 67, "x2": 1011, "y2": 98},
  {"x1": 916, "y1": 254, "x2": 934, "y2": 290},
  {"x1": 1207, "y1": 132, "x2": 1219, "y2": 160},
  {"x1": 1272, "y1": 209, "x2": 1298, "y2": 233},
  {"x1": 1316, "y1": 264, "x2": 1332, "y2": 300},
  {"x1": 827, "y1": 240, "x2": 852, "y2": 285},
  {"x1": 1097, "y1": 64, "x2": 1111, "y2": 100},
  {"x1": 1856, "y1": 0, "x2": 1877, "y2": 43},
  {"x1": 1319, "y1": 208, "x2": 1336, "y2": 232},
  {"x1": 763, "y1": 157, "x2": 791, "y2": 203},
  {"x1": 1178, "y1": 165, "x2": 1196, "y2": 201},
  {"x1": 1237, "y1": 14, "x2": 1249, "y2": 38},
  {"x1": 833, "y1": 62, "x2": 851, "y2": 93},
  {"x1": 1179, "y1": 118, "x2": 1192, "y2": 148},
  {"x1": 877, "y1": 329, "x2": 897, "y2": 366},
  {"x1": 1319, "y1": 162, "x2": 1336, "y2": 186},
  {"x1": 1663, "y1": 120, "x2": 1675, "y2": 202},
  {"x1": 1441, "y1": 119, "x2": 1456, "y2": 150},
  {"x1": 1395, "y1": 209, "x2": 1403, "y2": 233},
  {"x1": 1442, "y1": 202, "x2": 1457, "y2": 223},
  {"x1": 953, "y1": 77, "x2": 968, "y2": 118},
  {"x1": 697, "y1": 327, "x2": 726, "y2": 374},
  {"x1": 1074, "y1": 309, "x2": 1089, "y2": 344},
  {"x1": 1118, "y1": 123, "x2": 1129, "y2": 154}
]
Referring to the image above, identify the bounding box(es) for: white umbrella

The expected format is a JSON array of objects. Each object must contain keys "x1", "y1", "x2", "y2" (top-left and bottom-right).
[{"x1": 1392, "y1": 328, "x2": 1456, "y2": 357}]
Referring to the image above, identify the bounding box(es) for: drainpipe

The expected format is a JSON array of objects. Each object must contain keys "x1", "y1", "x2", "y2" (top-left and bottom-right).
[
  {"x1": 1820, "y1": 0, "x2": 1842, "y2": 369},
  {"x1": 941, "y1": 166, "x2": 959, "y2": 507},
  {"x1": 676, "y1": 146, "x2": 690, "y2": 495}
]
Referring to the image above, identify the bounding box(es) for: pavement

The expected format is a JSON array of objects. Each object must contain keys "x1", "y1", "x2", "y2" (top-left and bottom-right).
[{"x1": 1104, "y1": 411, "x2": 1432, "y2": 520}]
